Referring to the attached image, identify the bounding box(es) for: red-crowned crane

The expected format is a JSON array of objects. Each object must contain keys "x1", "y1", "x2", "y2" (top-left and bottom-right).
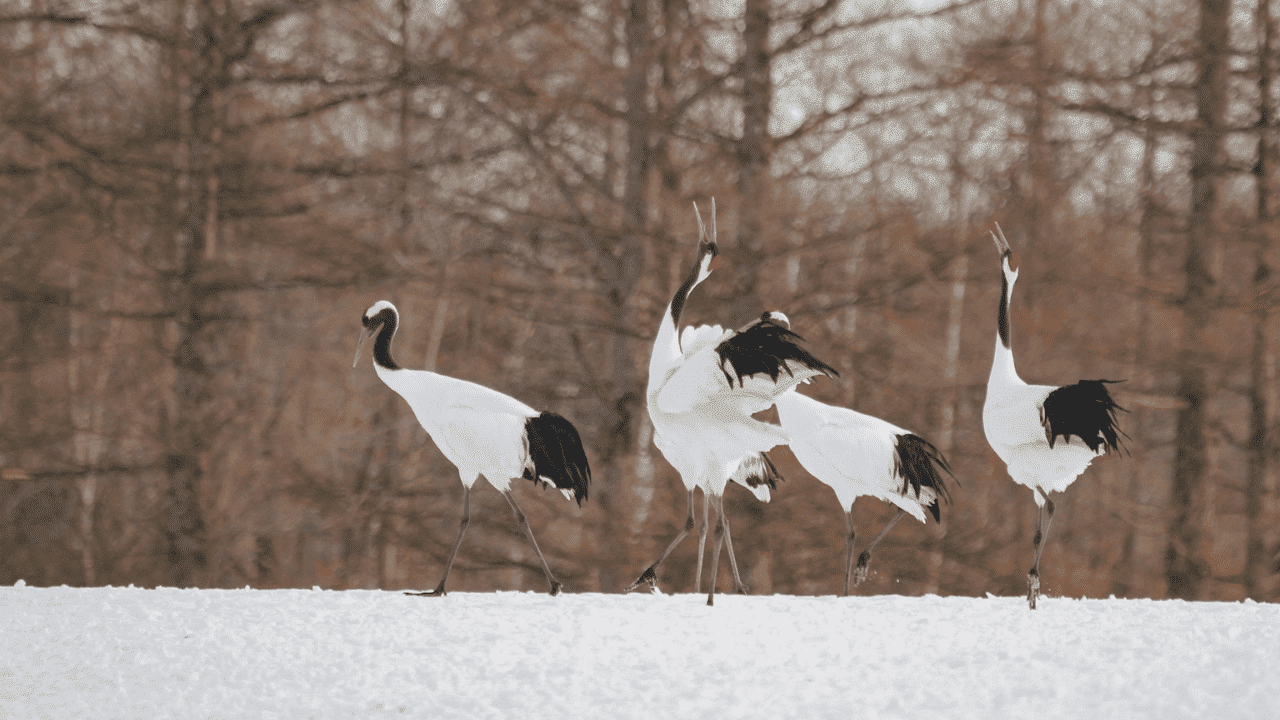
[
  {"x1": 354, "y1": 301, "x2": 590, "y2": 596},
  {"x1": 982, "y1": 224, "x2": 1125, "y2": 609},
  {"x1": 775, "y1": 387, "x2": 954, "y2": 596},
  {"x1": 624, "y1": 200, "x2": 837, "y2": 606}
]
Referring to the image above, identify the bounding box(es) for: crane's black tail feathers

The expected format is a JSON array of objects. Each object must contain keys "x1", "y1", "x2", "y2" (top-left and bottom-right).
[
  {"x1": 892, "y1": 433, "x2": 956, "y2": 523},
  {"x1": 733, "y1": 452, "x2": 784, "y2": 491},
  {"x1": 715, "y1": 316, "x2": 838, "y2": 389},
  {"x1": 1041, "y1": 379, "x2": 1129, "y2": 455},
  {"x1": 524, "y1": 412, "x2": 591, "y2": 506}
]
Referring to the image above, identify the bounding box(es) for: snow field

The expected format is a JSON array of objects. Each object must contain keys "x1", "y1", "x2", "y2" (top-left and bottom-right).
[{"x1": 1, "y1": 585, "x2": 1277, "y2": 719}]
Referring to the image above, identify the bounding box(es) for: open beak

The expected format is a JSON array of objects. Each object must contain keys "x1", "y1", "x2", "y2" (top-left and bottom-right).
[
  {"x1": 990, "y1": 222, "x2": 1011, "y2": 255},
  {"x1": 352, "y1": 326, "x2": 372, "y2": 368},
  {"x1": 990, "y1": 222, "x2": 1019, "y2": 270},
  {"x1": 693, "y1": 198, "x2": 719, "y2": 258}
]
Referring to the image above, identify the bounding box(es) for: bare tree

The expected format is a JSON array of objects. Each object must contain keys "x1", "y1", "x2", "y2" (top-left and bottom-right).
[{"x1": 1165, "y1": 0, "x2": 1230, "y2": 601}]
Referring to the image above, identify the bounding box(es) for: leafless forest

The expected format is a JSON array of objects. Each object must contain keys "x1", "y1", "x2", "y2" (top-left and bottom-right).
[{"x1": 1, "y1": 0, "x2": 1278, "y2": 602}]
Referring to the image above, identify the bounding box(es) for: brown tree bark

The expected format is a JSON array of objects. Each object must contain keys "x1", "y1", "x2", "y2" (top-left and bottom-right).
[
  {"x1": 1245, "y1": 252, "x2": 1271, "y2": 599},
  {"x1": 1166, "y1": 0, "x2": 1229, "y2": 601},
  {"x1": 719, "y1": 0, "x2": 774, "y2": 593},
  {"x1": 1243, "y1": 0, "x2": 1276, "y2": 602},
  {"x1": 592, "y1": 0, "x2": 652, "y2": 593},
  {"x1": 728, "y1": 0, "x2": 771, "y2": 329},
  {"x1": 164, "y1": 0, "x2": 214, "y2": 587}
]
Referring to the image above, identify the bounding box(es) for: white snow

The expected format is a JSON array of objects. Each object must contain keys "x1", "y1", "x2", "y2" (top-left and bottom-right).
[{"x1": 2, "y1": 586, "x2": 1277, "y2": 719}]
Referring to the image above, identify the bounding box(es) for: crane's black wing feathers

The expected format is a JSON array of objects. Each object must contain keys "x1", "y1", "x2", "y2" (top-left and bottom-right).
[
  {"x1": 715, "y1": 317, "x2": 838, "y2": 388},
  {"x1": 892, "y1": 433, "x2": 955, "y2": 523},
  {"x1": 523, "y1": 412, "x2": 592, "y2": 506},
  {"x1": 1041, "y1": 380, "x2": 1127, "y2": 454}
]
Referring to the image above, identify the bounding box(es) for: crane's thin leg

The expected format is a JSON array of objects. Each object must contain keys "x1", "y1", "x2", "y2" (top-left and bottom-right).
[
  {"x1": 720, "y1": 500, "x2": 750, "y2": 595},
  {"x1": 694, "y1": 490, "x2": 709, "y2": 593},
  {"x1": 503, "y1": 489, "x2": 561, "y2": 596},
  {"x1": 625, "y1": 489, "x2": 696, "y2": 593},
  {"x1": 406, "y1": 485, "x2": 471, "y2": 597},
  {"x1": 1027, "y1": 488, "x2": 1056, "y2": 610},
  {"x1": 854, "y1": 508, "x2": 907, "y2": 587},
  {"x1": 706, "y1": 494, "x2": 727, "y2": 607},
  {"x1": 842, "y1": 508, "x2": 857, "y2": 597},
  {"x1": 1028, "y1": 502, "x2": 1045, "y2": 609}
]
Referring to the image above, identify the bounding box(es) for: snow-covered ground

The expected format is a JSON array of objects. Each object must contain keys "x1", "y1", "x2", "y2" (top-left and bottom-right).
[{"x1": 1, "y1": 584, "x2": 1276, "y2": 719}]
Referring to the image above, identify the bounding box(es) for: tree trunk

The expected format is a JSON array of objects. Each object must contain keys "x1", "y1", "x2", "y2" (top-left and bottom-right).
[
  {"x1": 1021, "y1": 0, "x2": 1050, "y2": 282},
  {"x1": 69, "y1": 287, "x2": 119, "y2": 587},
  {"x1": 1166, "y1": 0, "x2": 1228, "y2": 601},
  {"x1": 1245, "y1": 253, "x2": 1271, "y2": 599},
  {"x1": 1113, "y1": 113, "x2": 1161, "y2": 598},
  {"x1": 593, "y1": 0, "x2": 651, "y2": 592},
  {"x1": 720, "y1": 0, "x2": 773, "y2": 592},
  {"x1": 929, "y1": 221, "x2": 970, "y2": 593},
  {"x1": 728, "y1": 0, "x2": 771, "y2": 328},
  {"x1": 925, "y1": 141, "x2": 972, "y2": 593},
  {"x1": 165, "y1": 0, "x2": 232, "y2": 587},
  {"x1": 1243, "y1": 0, "x2": 1276, "y2": 601}
]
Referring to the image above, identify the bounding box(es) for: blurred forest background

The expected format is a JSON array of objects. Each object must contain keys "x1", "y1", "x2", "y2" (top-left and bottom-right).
[{"x1": 2, "y1": 0, "x2": 1278, "y2": 602}]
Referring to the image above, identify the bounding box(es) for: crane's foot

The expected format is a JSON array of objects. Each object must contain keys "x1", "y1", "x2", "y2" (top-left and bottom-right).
[
  {"x1": 733, "y1": 583, "x2": 750, "y2": 595},
  {"x1": 853, "y1": 552, "x2": 871, "y2": 586},
  {"x1": 624, "y1": 567, "x2": 658, "y2": 593},
  {"x1": 405, "y1": 585, "x2": 447, "y2": 597},
  {"x1": 1027, "y1": 569, "x2": 1040, "y2": 610},
  {"x1": 548, "y1": 580, "x2": 562, "y2": 596}
]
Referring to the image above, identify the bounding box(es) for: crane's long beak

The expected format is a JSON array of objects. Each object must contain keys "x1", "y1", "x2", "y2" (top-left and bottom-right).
[
  {"x1": 353, "y1": 327, "x2": 372, "y2": 368},
  {"x1": 990, "y1": 222, "x2": 1011, "y2": 255},
  {"x1": 991, "y1": 222, "x2": 1020, "y2": 271},
  {"x1": 693, "y1": 198, "x2": 719, "y2": 268}
]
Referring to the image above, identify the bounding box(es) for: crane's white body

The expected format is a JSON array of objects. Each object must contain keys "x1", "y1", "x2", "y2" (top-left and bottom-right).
[
  {"x1": 774, "y1": 386, "x2": 951, "y2": 595},
  {"x1": 983, "y1": 359, "x2": 1102, "y2": 501},
  {"x1": 374, "y1": 361, "x2": 576, "y2": 499},
  {"x1": 775, "y1": 389, "x2": 938, "y2": 522},
  {"x1": 648, "y1": 322, "x2": 793, "y2": 501}
]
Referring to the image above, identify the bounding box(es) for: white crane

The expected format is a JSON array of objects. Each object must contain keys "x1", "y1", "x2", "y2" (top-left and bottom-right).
[
  {"x1": 775, "y1": 388, "x2": 954, "y2": 596},
  {"x1": 982, "y1": 224, "x2": 1125, "y2": 609},
  {"x1": 353, "y1": 301, "x2": 591, "y2": 596},
  {"x1": 624, "y1": 200, "x2": 837, "y2": 606}
]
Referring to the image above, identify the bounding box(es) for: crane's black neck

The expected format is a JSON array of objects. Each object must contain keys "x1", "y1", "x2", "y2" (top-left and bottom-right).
[
  {"x1": 670, "y1": 243, "x2": 714, "y2": 332},
  {"x1": 366, "y1": 307, "x2": 401, "y2": 370},
  {"x1": 668, "y1": 263, "x2": 698, "y2": 333},
  {"x1": 997, "y1": 269, "x2": 1012, "y2": 350}
]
